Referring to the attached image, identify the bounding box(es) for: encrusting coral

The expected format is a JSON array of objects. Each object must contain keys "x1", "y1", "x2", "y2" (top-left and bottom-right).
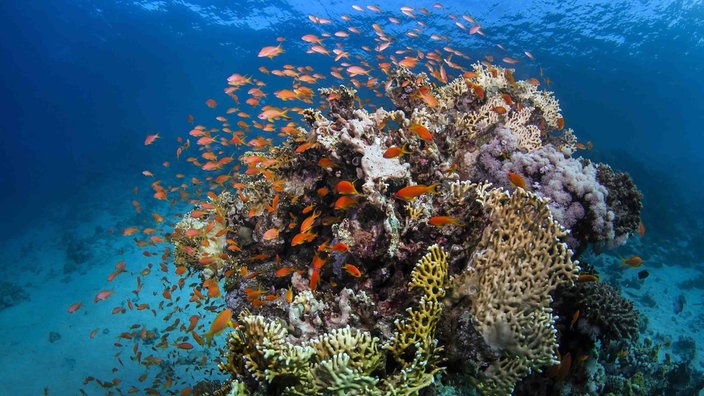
[{"x1": 171, "y1": 60, "x2": 643, "y2": 395}]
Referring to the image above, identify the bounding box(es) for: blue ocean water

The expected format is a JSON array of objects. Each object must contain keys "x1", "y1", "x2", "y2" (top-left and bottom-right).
[{"x1": 1, "y1": 0, "x2": 702, "y2": 394}]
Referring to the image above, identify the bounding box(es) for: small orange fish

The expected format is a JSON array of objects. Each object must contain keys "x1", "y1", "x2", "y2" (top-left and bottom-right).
[
  {"x1": 258, "y1": 107, "x2": 290, "y2": 121},
  {"x1": 312, "y1": 253, "x2": 327, "y2": 269},
  {"x1": 346, "y1": 65, "x2": 369, "y2": 77},
  {"x1": 466, "y1": 81, "x2": 484, "y2": 99},
  {"x1": 330, "y1": 242, "x2": 349, "y2": 252},
  {"x1": 569, "y1": 309, "x2": 580, "y2": 330},
  {"x1": 318, "y1": 157, "x2": 336, "y2": 168},
  {"x1": 94, "y1": 290, "x2": 114, "y2": 303},
  {"x1": 335, "y1": 180, "x2": 360, "y2": 195},
  {"x1": 334, "y1": 196, "x2": 359, "y2": 210},
  {"x1": 621, "y1": 255, "x2": 643, "y2": 268},
  {"x1": 557, "y1": 352, "x2": 571, "y2": 381},
  {"x1": 501, "y1": 93, "x2": 514, "y2": 105},
  {"x1": 67, "y1": 302, "x2": 83, "y2": 314},
  {"x1": 637, "y1": 221, "x2": 646, "y2": 238},
  {"x1": 395, "y1": 184, "x2": 439, "y2": 201},
  {"x1": 258, "y1": 44, "x2": 284, "y2": 59},
  {"x1": 144, "y1": 133, "x2": 160, "y2": 145},
  {"x1": 577, "y1": 274, "x2": 599, "y2": 282},
  {"x1": 342, "y1": 264, "x2": 362, "y2": 277},
  {"x1": 428, "y1": 216, "x2": 461, "y2": 227},
  {"x1": 203, "y1": 309, "x2": 232, "y2": 345},
  {"x1": 175, "y1": 342, "x2": 194, "y2": 350},
  {"x1": 557, "y1": 117, "x2": 565, "y2": 130},
  {"x1": 291, "y1": 231, "x2": 317, "y2": 246},
  {"x1": 285, "y1": 285, "x2": 294, "y2": 303},
  {"x1": 275, "y1": 267, "x2": 296, "y2": 277},
  {"x1": 383, "y1": 144, "x2": 411, "y2": 159},
  {"x1": 507, "y1": 172, "x2": 526, "y2": 189},
  {"x1": 205, "y1": 98, "x2": 217, "y2": 108},
  {"x1": 310, "y1": 268, "x2": 320, "y2": 291},
  {"x1": 262, "y1": 228, "x2": 280, "y2": 240},
  {"x1": 408, "y1": 123, "x2": 433, "y2": 142},
  {"x1": 491, "y1": 106, "x2": 507, "y2": 115},
  {"x1": 300, "y1": 210, "x2": 320, "y2": 232}
]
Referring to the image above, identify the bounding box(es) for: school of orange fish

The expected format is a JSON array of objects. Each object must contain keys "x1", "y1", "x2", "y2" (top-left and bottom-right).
[{"x1": 65, "y1": 3, "x2": 613, "y2": 394}]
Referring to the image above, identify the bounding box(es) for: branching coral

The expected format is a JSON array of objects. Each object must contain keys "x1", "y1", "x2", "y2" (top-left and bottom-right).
[
  {"x1": 456, "y1": 186, "x2": 579, "y2": 395},
  {"x1": 216, "y1": 246, "x2": 449, "y2": 395}
]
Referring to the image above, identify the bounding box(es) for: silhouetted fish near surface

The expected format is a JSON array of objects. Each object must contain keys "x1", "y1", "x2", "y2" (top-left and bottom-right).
[
  {"x1": 673, "y1": 294, "x2": 686, "y2": 314},
  {"x1": 638, "y1": 270, "x2": 649, "y2": 279}
]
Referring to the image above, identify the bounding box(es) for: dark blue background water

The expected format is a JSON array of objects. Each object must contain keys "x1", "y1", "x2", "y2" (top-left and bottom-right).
[{"x1": 2, "y1": 0, "x2": 702, "y2": 246}]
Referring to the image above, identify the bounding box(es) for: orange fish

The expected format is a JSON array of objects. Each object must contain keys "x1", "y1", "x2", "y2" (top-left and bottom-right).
[
  {"x1": 346, "y1": 65, "x2": 369, "y2": 77},
  {"x1": 501, "y1": 93, "x2": 514, "y2": 105},
  {"x1": 569, "y1": 309, "x2": 580, "y2": 330},
  {"x1": 330, "y1": 242, "x2": 349, "y2": 252},
  {"x1": 94, "y1": 290, "x2": 115, "y2": 303},
  {"x1": 67, "y1": 302, "x2": 83, "y2": 314},
  {"x1": 175, "y1": 342, "x2": 194, "y2": 350},
  {"x1": 491, "y1": 106, "x2": 507, "y2": 115},
  {"x1": 557, "y1": 117, "x2": 565, "y2": 130},
  {"x1": 507, "y1": 172, "x2": 526, "y2": 189},
  {"x1": 285, "y1": 285, "x2": 294, "y2": 303},
  {"x1": 502, "y1": 56, "x2": 520, "y2": 64},
  {"x1": 637, "y1": 221, "x2": 646, "y2": 238},
  {"x1": 428, "y1": 216, "x2": 461, "y2": 227},
  {"x1": 275, "y1": 267, "x2": 296, "y2": 277},
  {"x1": 557, "y1": 352, "x2": 572, "y2": 381},
  {"x1": 312, "y1": 253, "x2": 327, "y2": 269},
  {"x1": 310, "y1": 268, "x2": 320, "y2": 291},
  {"x1": 291, "y1": 231, "x2": 317, "y2": 246},
  {"x1": 203, "y1": 308, "x2": 233, "y2": 345},
  {"x1": 205, "y1": 98, "x2": 217, "y2": 108},
  {"x1": 577, "y1": 274, "x2": 599, "y2": 282},
  {"x1": 621, "y1": 256, "x2": 643, "y2": 268},
  {"x1": 258, "y1": 107, "x2": 290, "y2": 121},
  {"x1": 335, "y1": 180, "x2": 360, "y2": 195},
  {"x1": 334, "y1": 196, "x2": 359, "y2": 210},
  {"x1": 262, "y1": 228, "x2": 280, "y2": 240},
  {"x1": 342, "y1": 264, "x2": 362, "y2": 277},
  {"x1": 258, "y1": 44, "x2": 284, "y2": 59},
  {"x1": 408, "y1": 123, "x2": 433, "y2": 142},
  {"x1": 144, "y1": 133, "x2": 160, "y2": 145},
  {"x1": 383, "y1": 144, "x2": 411, "y2": 158},
  {"x1": 414, "y1": 86, "x2": 438, "y2": 108},
  {"x1": 395, "y1": 184, "x2": 439, "y2": 201}
]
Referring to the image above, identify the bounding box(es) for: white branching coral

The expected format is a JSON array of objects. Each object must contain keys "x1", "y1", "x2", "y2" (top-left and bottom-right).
[{"x1": 466, "y1": 187, "x2": 579, "y2": 395}]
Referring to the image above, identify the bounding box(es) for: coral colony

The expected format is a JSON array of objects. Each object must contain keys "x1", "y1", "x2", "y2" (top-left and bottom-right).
[
  {"x1": 167, "y1": 59, "x2": 644, "y2": 395},
  {"x1": 102, "y1": 6, "x2": 700, "y2": 396}
]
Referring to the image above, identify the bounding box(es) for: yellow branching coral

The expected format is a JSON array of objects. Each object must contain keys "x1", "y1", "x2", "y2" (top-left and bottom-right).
[{"x1": 466, "y1": 187, "x2": 579, "y2": 395}]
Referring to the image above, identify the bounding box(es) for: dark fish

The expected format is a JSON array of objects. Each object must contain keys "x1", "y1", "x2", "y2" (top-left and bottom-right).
[
  {"x1": 673, "y1": 294, "x2": 686, "y2": 314},
  {"x1": 638, "y1": 270, "x2": 649, "y2": 279}
]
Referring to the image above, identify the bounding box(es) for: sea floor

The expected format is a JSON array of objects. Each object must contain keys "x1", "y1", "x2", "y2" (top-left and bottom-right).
[{"x1": 0, "y1": 179, "x2": 701, "y2": 394}]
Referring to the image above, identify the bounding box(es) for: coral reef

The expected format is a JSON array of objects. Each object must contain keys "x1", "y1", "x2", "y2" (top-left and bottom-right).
[{"x1": 170, "y1": 62, "x2": 645, "y2": 395}]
